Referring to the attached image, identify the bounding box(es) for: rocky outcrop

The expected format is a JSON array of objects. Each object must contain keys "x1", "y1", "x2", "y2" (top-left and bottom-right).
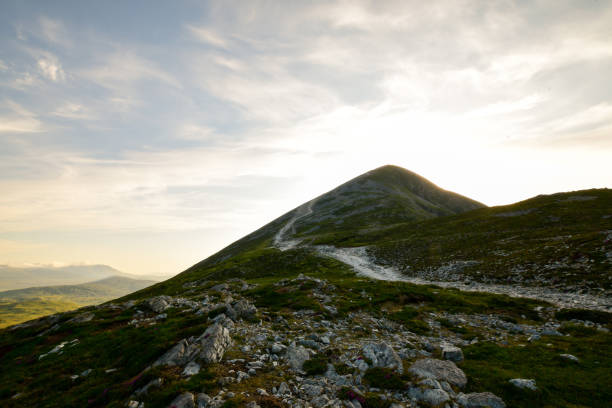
[
  {"x1": 198, "y1": 323, "x2": 232, "y2": 364},
  {"x1": 153, "y1": 339, "x2": 199, "y2": 367}
]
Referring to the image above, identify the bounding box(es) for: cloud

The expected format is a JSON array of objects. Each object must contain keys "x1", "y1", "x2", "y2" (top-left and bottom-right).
[
  {"x1": 37, "y1": 56, "x2": 65, "y2": 81},
  {"x1": 52, "y1": 102, "x2": 95, "y2": 120},
  {"x1": 38, "y1": 16, "x2": 72, "y2": 48},
  {"x1": 186, "y1": 25, "x2": 229, "y2": 48},
  {"x1": 0, "y1": 101, "x2": 43, "y2": 133},
  {"x1": 82, "y1": 51, "x2": 180, "y2": 89}
]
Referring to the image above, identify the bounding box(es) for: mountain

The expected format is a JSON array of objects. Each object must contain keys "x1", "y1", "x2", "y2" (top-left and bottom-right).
[
  {"x1": 0, "y1": 276, "x2": 156, "y2": 328},
  {"x1": 0, "y1": 264, "x2": 166, "y2": 292},
  {"x1": 188, "y1": 165, "x2": 485, "y2": 271},
  {"x1": 0, "y1": 166, "x2": 610, "y2": 408}
]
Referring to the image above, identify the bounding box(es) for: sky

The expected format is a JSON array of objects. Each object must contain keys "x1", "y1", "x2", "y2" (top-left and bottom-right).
[{"x1": 1, "y1": 0, "x2": 611, "y2": 277}]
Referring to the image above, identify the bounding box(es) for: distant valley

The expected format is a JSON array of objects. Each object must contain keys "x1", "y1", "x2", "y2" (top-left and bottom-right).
[{"x1": 0, "y1": 266, "x2": 159, "y2": 328}]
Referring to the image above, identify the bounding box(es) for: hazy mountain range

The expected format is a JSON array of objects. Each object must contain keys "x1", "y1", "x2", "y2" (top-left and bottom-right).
[{"x1": 0, "y1": 264, "x2": 164, "y2": 291}]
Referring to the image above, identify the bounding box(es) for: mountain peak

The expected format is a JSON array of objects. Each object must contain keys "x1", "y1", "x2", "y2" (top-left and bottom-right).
[{"x1": 288, "y1": 164, "x2": 485, "y2": 237}]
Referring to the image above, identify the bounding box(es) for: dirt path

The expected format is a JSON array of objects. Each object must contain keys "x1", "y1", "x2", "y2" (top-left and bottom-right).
[
  {"x1": 274, "y1": 216, "x2": 611, "y2": 311},
  {"x1": 273, "y1": 199, "x2": 317, "y2": 251}
]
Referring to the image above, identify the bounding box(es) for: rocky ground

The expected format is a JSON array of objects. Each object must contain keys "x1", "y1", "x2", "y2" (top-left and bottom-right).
[{"x1": 34, "y1": 274, "x2": 599, "y2": 408}]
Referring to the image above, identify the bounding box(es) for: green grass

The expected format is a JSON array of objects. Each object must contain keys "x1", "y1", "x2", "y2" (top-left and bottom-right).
[
  {"x1": 0, "y1": 296, "x2": 81, "y2": 329},
  {"x1": 461, "y1": 330, "x2": 612, "y2": 408},
  {"x1": 303, "y1": 355, "x2": 328, "y2": 376}
]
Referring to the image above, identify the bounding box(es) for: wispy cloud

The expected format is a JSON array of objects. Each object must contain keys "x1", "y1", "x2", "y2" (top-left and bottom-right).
[{"x1": 1, "y1": 0, "x2": 611, "y2": 274}]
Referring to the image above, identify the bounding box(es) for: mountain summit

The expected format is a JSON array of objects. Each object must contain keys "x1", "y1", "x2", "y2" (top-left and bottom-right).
[{"x1": 286, "y1": 164, "x2": 485, "y2": 236}]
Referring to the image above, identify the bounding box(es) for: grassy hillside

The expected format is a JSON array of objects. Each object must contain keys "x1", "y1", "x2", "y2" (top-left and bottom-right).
[
  {"x1": 0, "y1": 276, "x2": 156, "y2": 328},
  {"x1": 0, "y1": 297, "x2": 81, "y2": 329}
]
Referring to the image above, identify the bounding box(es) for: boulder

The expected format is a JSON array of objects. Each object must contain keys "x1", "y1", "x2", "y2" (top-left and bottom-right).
[
  {"x1": 509, "y1": 378, "x2": 537, "y2": 391},
  {"x1": 233, "y1": 299, "x2": 257, "y2": 320},
  {"x1": 198, "y1": 323, "x2": 232, "y2": 363},
  {"x1": 168, "y1": 392, "x2": 195, "y2": 408},
  {"x1": 154, "y1": 339, "x2": 199, "y2": 367},
  {"x1": 408, "y1": 358, "x2": 467, "y2": 388},
  {"x1": 457, "y1": 392, "x2": 506, "y2": 408},
  {"x1": 361, "y1": 342, "x2": 404, "y2": 373},
  {"x1": 286, "y1": 342, "x2": 310, "y2": 370},
  {"x1": 442, "y1": 345, "x2": 464, "y2": 362}
]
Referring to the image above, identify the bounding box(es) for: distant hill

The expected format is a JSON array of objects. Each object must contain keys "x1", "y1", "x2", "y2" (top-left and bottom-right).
[
  {"x1": 0, "y1": 264, "x2": 163, "y2": 291},
  {"x1": 0, "y1": 276, "x2": 156, "y2": 328}
]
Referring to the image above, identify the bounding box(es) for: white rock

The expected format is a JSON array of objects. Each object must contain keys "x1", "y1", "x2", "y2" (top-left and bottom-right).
[
  {"x1": 509, "y1": 378, "x2": 537, "y2": 391},
  {"x1": 560, "y1": 353, "x2": 579, "y2": 362},
  {"x1": 198, "y1": 323, "x2": 233, "y2": 364},
  {"x1": 182, "y1": 361, "x2": 201, "y2": 376}
]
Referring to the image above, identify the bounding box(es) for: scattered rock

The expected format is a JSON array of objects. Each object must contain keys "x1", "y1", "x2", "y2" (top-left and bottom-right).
[{"x1": 148, "y1": 296, "x2": 172, "y2": 313}]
